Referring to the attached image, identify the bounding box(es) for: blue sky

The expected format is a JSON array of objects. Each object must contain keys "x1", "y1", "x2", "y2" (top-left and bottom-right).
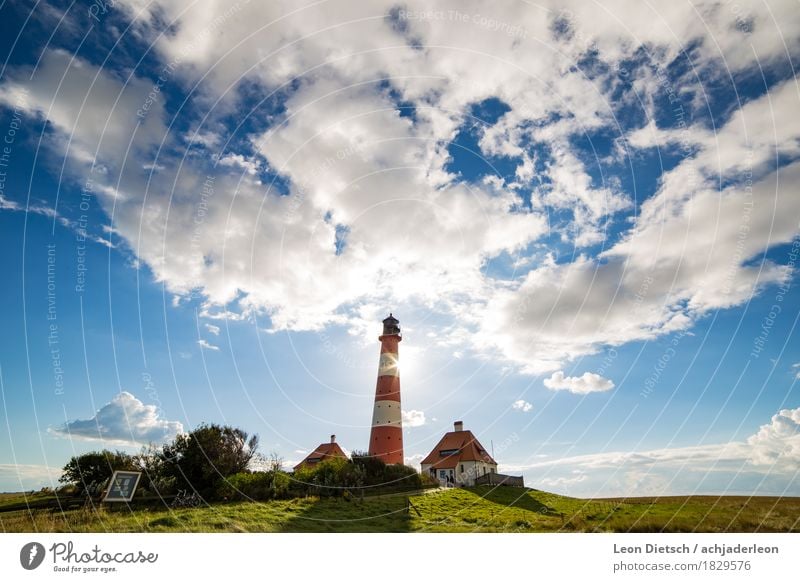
[{"x1": 1, "y1": 0, "x2": 799, "y2": 496}]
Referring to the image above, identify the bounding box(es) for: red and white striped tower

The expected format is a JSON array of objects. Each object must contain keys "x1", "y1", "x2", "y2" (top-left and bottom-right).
[{"x1": 368, "y1": 314, "x2": 404, "y2": 464}]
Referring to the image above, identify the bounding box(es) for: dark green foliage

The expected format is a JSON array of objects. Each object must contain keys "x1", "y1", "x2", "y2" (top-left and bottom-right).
[
  {"x1": 59, "y1": 450, "x2": 136, "y2": 494},
  {"x1": 291, "y1": 453, "x2": 423, "y2": 497},
  {"x1": 133, "y1": 443, "x2": 175, "y2": 496},
  {"x1": 160, "y1": 423, "x2": 258, "y2": 496},
  {"x1": 350, "y1": 450, "x2": 422, "y2": 490},
  {"x1": 216, "y1": 470, "x2": 292, "y2": 501},
  {"x1": 350, "y1": 450, "x2": 386, "y2": 481},
  {"x1": 271, "y1": 471, "x2": 291, "y2": 498},
  {"x1": 379, "y1": 462, "x2": 423, "y2": 490}
]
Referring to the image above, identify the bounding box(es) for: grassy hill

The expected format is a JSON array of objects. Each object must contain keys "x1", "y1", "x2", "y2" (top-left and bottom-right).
[{"x1": 2, "y1": 487, "x2": 798, "y2": 533}]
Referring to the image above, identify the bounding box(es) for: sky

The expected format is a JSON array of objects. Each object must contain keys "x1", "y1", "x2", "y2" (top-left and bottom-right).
[{"x1": 0, "y1": 0, "x2": 798, "y2": 497}]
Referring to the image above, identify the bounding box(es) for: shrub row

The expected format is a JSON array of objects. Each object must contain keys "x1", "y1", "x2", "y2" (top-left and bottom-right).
[
  {"x1": 58, "y1": 430, "x2": 434, "y2": 503},
  {"x1": 215, "y1": 470, "x2": 291, "y2": 501}
]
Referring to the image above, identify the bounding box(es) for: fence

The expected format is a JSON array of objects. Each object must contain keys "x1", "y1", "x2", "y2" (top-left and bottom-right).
[{"x1": 474, "y1": 473, "x2": 525, "y2": 487}]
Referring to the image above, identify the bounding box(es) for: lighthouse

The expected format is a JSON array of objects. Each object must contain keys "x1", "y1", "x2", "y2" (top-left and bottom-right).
[{"x1": 368, "y1": 314, "x2": 404, "y2": 464}]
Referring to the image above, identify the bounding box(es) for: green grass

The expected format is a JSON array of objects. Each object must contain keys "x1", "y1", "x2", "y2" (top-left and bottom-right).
[{"x1": 2, "y1": 487, "x2": 798, "y2": 533}]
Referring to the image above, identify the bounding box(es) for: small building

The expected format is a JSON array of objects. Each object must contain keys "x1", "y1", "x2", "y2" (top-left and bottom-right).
[
  {"x1": 421, "y1": 421, "x2": 498, "y2": 487},
  {"x1": 293, "y1": 435, "x2": 347, "y2": 472}
]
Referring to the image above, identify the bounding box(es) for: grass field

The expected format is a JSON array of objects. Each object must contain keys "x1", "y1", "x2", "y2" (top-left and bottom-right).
[{"x1": 2, "y1": 487, "x2": 798, "y2": 533}]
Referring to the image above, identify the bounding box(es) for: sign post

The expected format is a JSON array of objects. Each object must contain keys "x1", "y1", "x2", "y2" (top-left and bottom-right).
[{"x1": 103, "y1": 470, "x2": 142, "y2": 503}]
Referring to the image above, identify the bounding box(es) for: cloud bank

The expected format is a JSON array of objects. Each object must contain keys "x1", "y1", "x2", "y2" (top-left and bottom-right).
[
  {"x1": 519, "y1": 407, "x2": 800, "y2": 496},
  {"x1": 1, "y1": 0, "x2": 798, "y2": 380},
  {"x1": 49, "y1": 392, "x2": 184, "y2": 446}
]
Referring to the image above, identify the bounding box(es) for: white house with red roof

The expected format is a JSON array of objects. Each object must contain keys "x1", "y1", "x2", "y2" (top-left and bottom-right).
[{"x1": 420, "y1": 421, "x2": 499, "y2": 487}]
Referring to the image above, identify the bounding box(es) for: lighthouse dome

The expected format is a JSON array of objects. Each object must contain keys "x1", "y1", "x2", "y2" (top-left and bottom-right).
[{"x1": 382, "y1": 313, "x2": 400, "y2": 335}]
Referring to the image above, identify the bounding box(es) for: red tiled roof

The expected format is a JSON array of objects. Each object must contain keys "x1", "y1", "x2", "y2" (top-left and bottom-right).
[
  {"x1": 293, "y1": 442, "x2": 348, "y2": 471},
  {"x1": 420, "y1": 430, "x2": 497, "y2": 469}
]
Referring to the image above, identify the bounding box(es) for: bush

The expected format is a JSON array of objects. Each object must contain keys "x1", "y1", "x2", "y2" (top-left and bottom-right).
[
  {"x1": 134, "y1": 444, "x2": 175, "y2": 496},
  {"x1": 217, "y1": 472, "x2": 273, "y2": 501},
  {"x1": 419, "y1": 471, "x2": 439, "y2": 488},
  {"x1": 350, "y1": 451, "x2": 387, "y2": 482},
  {"x1": 59, "y1": 450, "x2": 136, "y2": 494},
  {"x1": 160, "y1": 423, "x2": 258, "y2": 496},
  {"x1": 349, "y1": 451, "x2": 420, "y2": 489},
  {"x1": 271, "y1": 471, "x2": 291, "y2": 499},
  {"x1": 146, "y1": 474, "x2": 178, "y2": 497},
  {"x1": 55, "y1": 484, "x2": 78, "y2": 497},
  {"x1": 290, "y1": 454, "x2": 423, "y2": 497},
  {"x1": 290, "y1": 465, "x2": 316, "y2": 494},
  {"x1": 312, "y1": 457, "x2": 349, "y2": 492},
  {"x1": 216, "y1": 470, "x2": 293, "y2": 501},
  {"x1": 382, "y1": 463, "x2": 422, "y2": 490}
]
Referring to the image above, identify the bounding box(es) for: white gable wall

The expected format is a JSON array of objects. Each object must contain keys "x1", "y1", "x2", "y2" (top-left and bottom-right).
[{"x1": 422, "y1": 460, "x2": 498, "y2": 487}]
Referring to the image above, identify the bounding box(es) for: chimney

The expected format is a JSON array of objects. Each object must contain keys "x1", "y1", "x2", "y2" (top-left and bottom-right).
[
  {"x1": 330, "y1": 435, "x2": 336, "y2": 444},
  {"x1": 454, "y1": 421, "x2": 463, "y2": 432}
]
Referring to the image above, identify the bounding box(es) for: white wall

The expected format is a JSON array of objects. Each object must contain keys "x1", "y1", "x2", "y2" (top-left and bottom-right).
[{"x1": 422, "y1": 460, "x2": 497, "y2": 486}]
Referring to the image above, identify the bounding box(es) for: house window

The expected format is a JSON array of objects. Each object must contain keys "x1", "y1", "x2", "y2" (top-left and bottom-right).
[
  {"x1": 460, "y1": 464, "x2": 464, "y2": 473},
  {"x1": 439, "y1": 449, "x2": 459, "y2": 456}
]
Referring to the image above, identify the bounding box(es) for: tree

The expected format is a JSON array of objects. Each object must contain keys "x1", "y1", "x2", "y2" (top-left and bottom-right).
[
  {"x1": 59, "y1": 450, "x2": 135, "y2": 494},
  {"x1": 249, "y1": 451, "x2": 284, "y2": 473},
  {"x1": 134, "y1": 444, "x2": 176, "y2": 495},
  {"x1": 266, "y1": 452, "x2": 284, "y2": 473},
  {"x1": 350, "y1": 450, "x2": 387, "y2": 484},
  {"x1": 160, "y1": 423, "x2": 258, "y2": 495}
]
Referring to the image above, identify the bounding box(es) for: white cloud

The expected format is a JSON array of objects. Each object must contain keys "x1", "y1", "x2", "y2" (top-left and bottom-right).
[
  {"x1": 0, "y1": 49, "x2": 167, "y2": 166},
  {"x1": 537, "y1": 472, "x2": 587, "y2": 489},
  {"x1": 544, "y1": 371, "x2": 615, "y2": 395},
  {"x1": 216, "y1": 153, "x2": 261, "y2": 176},
  {"x1": 49, "y1": 392, "x2": 183, "y2": 446},
  {"x1": 0, "y1": 195, "x2": 20, "y2": 211},
  {"x1": 402, "y1": 410, "x2": 426, "y2": 428},
  {"x1": 197, "y1": 339, "x2": 219, "y2": 351},
  {"x1": 404, "y1": 453, "x2": 425, "y2": 469},
  {"x1": 512, "y1": 399, "x2": 533, "y2": 412},
  {"x1": 746, "y1": 408, "x2": 800, "y2": 468},
  {"x1": 204, "y1": 323, "x2": 221, "y2": 336}
]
